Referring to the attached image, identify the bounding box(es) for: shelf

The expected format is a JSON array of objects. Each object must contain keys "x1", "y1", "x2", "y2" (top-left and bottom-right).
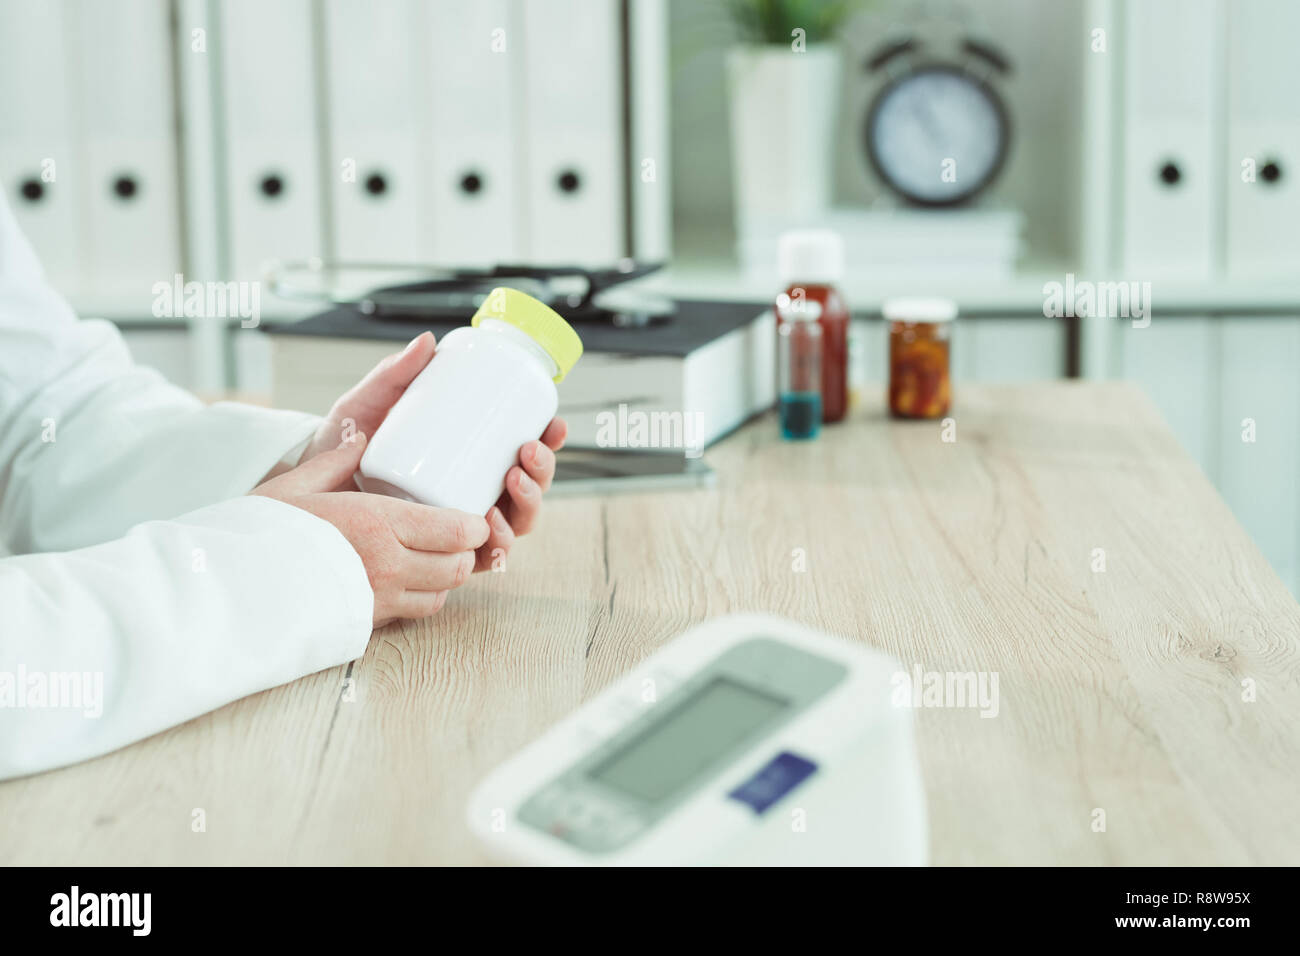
[
  {"x1": 644, "y1": 255, "x2": 1300, "y2": 318},
  {"x1": 68, "y1": 291, "x2": 323, "y2": 327},
  {"x1": 67, "y1": 264, "x2": 1300, "y2": 326}
]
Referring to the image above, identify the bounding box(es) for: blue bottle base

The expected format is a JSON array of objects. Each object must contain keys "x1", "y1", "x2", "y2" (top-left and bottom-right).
[{"x1": 779, "y1": 392, "x2": 822, "y2": 440}]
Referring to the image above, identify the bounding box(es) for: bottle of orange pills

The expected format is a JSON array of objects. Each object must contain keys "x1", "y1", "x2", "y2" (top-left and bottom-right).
[{"x1": 884, "y1": 297, "x2": 955, "y2": 420}]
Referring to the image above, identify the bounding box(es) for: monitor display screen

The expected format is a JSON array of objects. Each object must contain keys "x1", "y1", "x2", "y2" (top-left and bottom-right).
[{"x1": 589, "y1": 677, "x2": 788, "y2": 804}]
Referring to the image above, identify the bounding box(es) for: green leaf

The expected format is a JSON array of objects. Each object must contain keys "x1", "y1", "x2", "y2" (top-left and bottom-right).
[{"x1": 724, "y1": 0, "x2": 867, "y2": 45}]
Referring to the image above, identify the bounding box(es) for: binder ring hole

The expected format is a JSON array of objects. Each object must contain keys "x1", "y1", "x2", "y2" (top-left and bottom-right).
[
  {"x1": 364, "y1": 172, "x2": 388, "y2": 196},
  {"x1": 260, "y1": 174, "x2": 286, "y2": 199},
  {"x1": 1261, "y1": 160, "x2": 1282, "y2": 184},
  {"x1": 1158, "y1": 161, "x2": 1181, "y2": 186},
  {"x1": 113, "y1": 175, "x2": 139, "y2": 200},
  {"x1": 460, "y1": 171, "x2": 483, "y2": 195},
  {"x1": 557, "y1": 169, "x2": 581, "y2": 194},
  {"x1": 19, "y1": 179, "x2": 44, "y2": 203}
]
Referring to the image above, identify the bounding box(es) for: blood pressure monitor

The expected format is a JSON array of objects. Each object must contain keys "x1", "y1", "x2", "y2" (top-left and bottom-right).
[{"x1": 467, "y1": 615, "x2": 928, "y2": 866}]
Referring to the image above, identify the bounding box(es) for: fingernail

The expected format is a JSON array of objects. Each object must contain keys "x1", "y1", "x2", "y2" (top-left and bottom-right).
[
  {"x1": 518, "y1": 470, "x2": 536, "y2": 493},
  {"x1": 402, "y1": 333, "x2": 424, "y2": 355}
]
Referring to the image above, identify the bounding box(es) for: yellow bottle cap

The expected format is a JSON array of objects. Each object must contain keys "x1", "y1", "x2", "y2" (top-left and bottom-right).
[{"x1": 470, "y1": 286, "x2": 584, "y2": 383}]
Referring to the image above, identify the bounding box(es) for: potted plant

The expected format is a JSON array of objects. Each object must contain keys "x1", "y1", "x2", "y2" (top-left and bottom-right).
[{"x1": 725, "y1": 0, "x2": 860, "y2": 236}]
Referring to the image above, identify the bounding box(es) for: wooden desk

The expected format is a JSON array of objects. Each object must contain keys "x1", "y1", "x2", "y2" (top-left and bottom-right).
[{"x1": 3, "y1": 383, "x2": 1298, "y2": 865}]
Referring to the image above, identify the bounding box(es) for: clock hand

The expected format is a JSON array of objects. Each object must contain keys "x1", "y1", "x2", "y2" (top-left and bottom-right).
[{"x1": 912, "y1": 91, "x2": 945, "y2": 153}]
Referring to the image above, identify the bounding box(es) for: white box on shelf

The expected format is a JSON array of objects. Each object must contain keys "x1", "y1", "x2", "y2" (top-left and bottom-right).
[
  {"x1": 218, "y1": 0, "x2": 324, "y2": 281},
  {"x1": 324, "y1": 0, "x2": 433, "y2": 264},
  {"x1": 518, "y1": 0, "x2": 624, "y2": 265},
  {"x1": 1120, "y1": 0, "x2": 1219, "y2": 277},
  {"x1": 1223, "y1": 0, "x2": 1300, "y2": 279},
  {"x1": 0, "y1": 0, "x2": 81, "y2": 295},
  {"x1": 75, "y1": 0, "x2": 182, "y2": 303},
  {"x1": 426, "y1": 0, "x2": 520, "y2": 267},
  {"x1": 736, "y1": 207, "x2": 1024, "y2": 280}
]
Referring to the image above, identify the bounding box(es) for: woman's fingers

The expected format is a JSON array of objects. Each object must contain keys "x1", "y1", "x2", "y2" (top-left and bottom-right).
[
  {"x1": 374, "y1": 498, "x2": 490, "y2": 552},
  {"x1": 476, "y1": 506, "x2": 516, "y2": 572},
  {"x1": 540, "y1": 417, "x2": 567, "y2": 451},
  {"x1": 402, "y1": 548, "x2": 477, "y2": 592},
  {"x1": 391, "y1": 590, "x2": 449, "y2": 620},
  {"x1": 368, "y1": 426, "x2": 561, "y2": 585},
  {"x1": 500, "y1": 465, "x2": 542, "y2": 535},
  {"x1": 253, "y1": 434, "x2": 368, "y2": 500},
  {"x1": 339, "y1": 332, "x2": 437, "y2": 424},
  {"x1": 491, "y1": 440, "x2": 555, "y2": 540},
  {"x1": 520, "y1": 440, "x2": 557, "y2": 492}
]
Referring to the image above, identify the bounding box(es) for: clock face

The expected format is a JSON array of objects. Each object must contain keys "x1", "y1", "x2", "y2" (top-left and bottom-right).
[{"x1": 865, "y1": 65, "x2": 1010, "y2": 206}]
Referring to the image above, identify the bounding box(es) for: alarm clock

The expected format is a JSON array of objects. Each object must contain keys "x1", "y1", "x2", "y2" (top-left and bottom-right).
[{"x1": 863, "y1": 37, "x2": 1012, "y2": 207}]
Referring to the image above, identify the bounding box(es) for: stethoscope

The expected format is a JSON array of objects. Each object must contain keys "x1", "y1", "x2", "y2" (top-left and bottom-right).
[{"x1": 264, "y1": 258, "x2": 676, "y2": 326}]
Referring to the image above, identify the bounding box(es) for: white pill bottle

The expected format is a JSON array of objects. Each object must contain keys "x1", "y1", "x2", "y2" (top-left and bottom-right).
[{"x1": 358, "y1": 286, "x2": 583, "y2": 515}]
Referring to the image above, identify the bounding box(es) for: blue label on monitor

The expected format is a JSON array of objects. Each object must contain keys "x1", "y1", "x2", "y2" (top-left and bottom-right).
[{"x1": 728, "y1": 751, "x2": 818, "y2": 815}]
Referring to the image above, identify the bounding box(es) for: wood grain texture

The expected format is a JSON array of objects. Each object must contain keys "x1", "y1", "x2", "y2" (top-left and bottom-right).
[{"x1": 2, "y1": 383, "x2": 1297, "y2": 865}]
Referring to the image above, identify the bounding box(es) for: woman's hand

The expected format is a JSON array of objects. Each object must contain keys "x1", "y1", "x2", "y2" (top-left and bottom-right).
[
  {"x1": 299, "y1": 331, "x2": 440, "y2": 475},
  {"x1": 300, "y1": 333, "x2": 568, "y2": 572},
  {"x1": 252, "y1": 435, "x2": 489, "y2": 626},
  {"x1": 476, "y1": 419, "x2": 567, "y2": 572}
]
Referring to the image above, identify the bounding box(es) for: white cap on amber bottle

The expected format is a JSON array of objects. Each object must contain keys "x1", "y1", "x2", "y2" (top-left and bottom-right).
[
  {"x1": 882, "y1": 297, "x2": 958, "y2": 323},
  {"x1": 777, "y1": 229, "x2": 844, "y2": 286}
]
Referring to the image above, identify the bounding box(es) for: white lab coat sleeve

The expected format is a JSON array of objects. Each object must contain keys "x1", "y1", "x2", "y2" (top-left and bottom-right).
[
  {"x1": 0, "y1": 190, "x2": 327, "y2": 554},
  {"x1": 0, "y1": 494, "x2": 374, "y2": 780}
]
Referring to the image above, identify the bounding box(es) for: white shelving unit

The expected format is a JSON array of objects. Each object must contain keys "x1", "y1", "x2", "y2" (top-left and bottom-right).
[{"x1": 37, "y1": 0, "x2": 673, "y2": 395}]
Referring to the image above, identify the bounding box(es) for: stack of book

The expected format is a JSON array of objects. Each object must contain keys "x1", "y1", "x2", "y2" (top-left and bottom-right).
[
  {"x1": 737, "y1": 207, "x2": 1025, "y2": 280},
  {"x1": 267, "y1": 299, "x2": 775, "y2": 454}
]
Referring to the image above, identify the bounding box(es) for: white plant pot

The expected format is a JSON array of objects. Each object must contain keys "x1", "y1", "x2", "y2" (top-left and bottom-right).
[{"x1": 726, "y1": 44, "x2": 842, "y2": 237}]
